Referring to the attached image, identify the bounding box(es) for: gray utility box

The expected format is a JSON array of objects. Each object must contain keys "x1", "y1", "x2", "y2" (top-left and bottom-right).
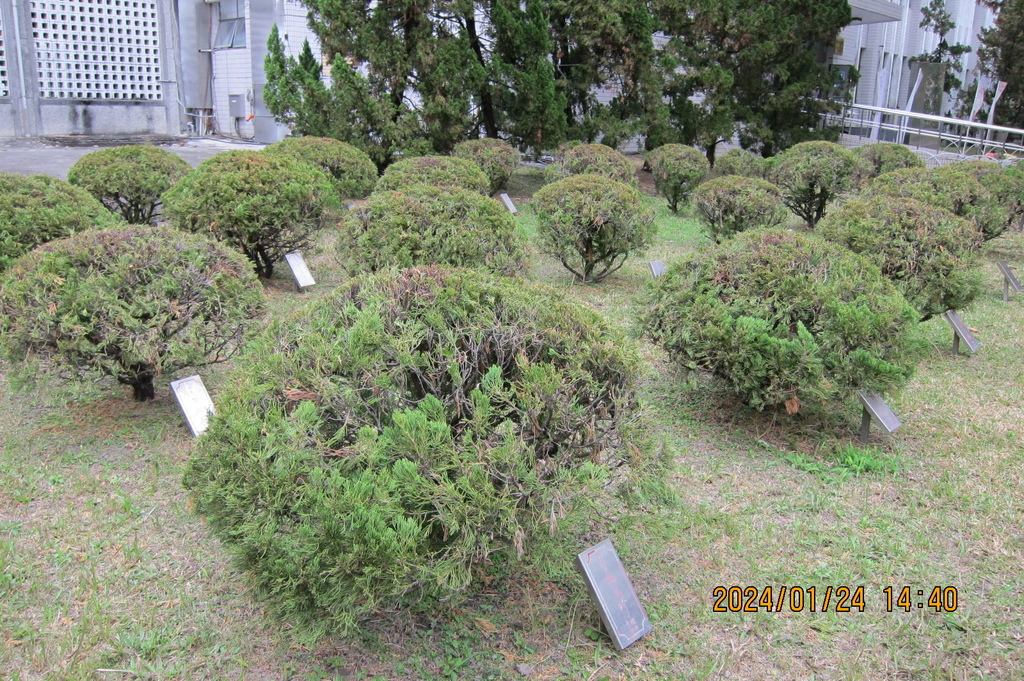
[{"x1": 228, "y1": 93, "x2": 246, "y2": 118}]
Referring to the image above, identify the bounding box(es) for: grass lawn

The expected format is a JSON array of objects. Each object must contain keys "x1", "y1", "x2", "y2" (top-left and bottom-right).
[{"x1": 1, "y1": 164, "x2": 1023, "y2": 680}]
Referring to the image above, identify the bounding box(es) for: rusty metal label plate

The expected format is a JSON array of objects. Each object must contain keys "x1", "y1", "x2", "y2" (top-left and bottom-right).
[{"x1": 576, "y1": 539, "x2": 653, "y2": 651}]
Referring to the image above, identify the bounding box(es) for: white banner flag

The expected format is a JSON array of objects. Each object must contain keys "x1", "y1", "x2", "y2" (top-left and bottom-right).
[
  {"x1": 986, "y1": 81, "x2": 1008, "y2": 126},
  {"x1": 969, "y1": 78, "x2": 987, "y2": 121}
]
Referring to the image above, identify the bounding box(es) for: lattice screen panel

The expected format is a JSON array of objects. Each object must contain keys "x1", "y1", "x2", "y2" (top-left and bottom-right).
[
  {"x1": 0, "y1": 16, "x2": 8, "y2": 98},
  {"x1": 30, "y1": 0, "x2": 162, "y2": 100}
]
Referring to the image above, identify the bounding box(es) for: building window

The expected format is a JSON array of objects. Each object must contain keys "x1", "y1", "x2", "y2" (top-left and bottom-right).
[{"x1": 214, "y1": 0, "x2": 246, "y2": 49}]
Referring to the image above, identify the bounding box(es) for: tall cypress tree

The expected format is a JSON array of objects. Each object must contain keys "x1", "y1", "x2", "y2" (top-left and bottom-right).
[{"x1": 979, "y1": 0, "x2": 1024, "y2": 128}]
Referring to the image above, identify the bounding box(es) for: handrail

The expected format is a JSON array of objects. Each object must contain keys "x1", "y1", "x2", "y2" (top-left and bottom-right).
[{"x1": 824, "y1": 102, "x2": 1024, "y2": 158}]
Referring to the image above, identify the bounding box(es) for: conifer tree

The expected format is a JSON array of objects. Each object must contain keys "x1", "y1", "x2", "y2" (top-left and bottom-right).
[{"x1": 978, "y1": 0, "x2": 1024, "y2": 128}]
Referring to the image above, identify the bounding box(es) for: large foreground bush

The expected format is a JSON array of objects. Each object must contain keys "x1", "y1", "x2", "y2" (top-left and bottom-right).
[
  {"x1": 162, "y1": 151, "x2": 339, "y2": 278},
  {"x1": 263, "y1": 137, "x2": 378, "y2": 200},
  {"x1": 940, "y1": 160, "x2": 1024, "y2": 233},
  {"x1": 692, "y1": 175, "x2": 788, "y2": 243},
  {"x1": 375, "y1": 155, "x2": 490, "y2": 195},
  {"x1": 636, "y1": 229, "x2": 924, "y2": 413},
  {"x1": 533, "y1": 175, "x2": 655, "y2": 283},
  {"x1": 0, "y1": 173, "x2": 121, "y2": 270},
  {"x1": 183, "y1": 267, "x2": 663, "y2": 636},
  {"x1": 818, "y1": 197, "x2": 982, "y2": 321},
  {"x1": 453, "y1": 138, "x2": 520, "y2": 195},
  {"x1": 0, "y1": 226, "x2": 264, "y2": 401},
  {"x1": 66, "y1": 145, "x2": 192, "y2": 224},
  {"x1": 770, "y1": 141, "x2": 860, "y2": 227},
  {"x1": 336, "y1": 185, "x2": 526, "y2": 275},
  {"x1": 647, "y1": 144, "x2": 710, "y2": 213},
  {"x1": 868, "y1": 166, "x2": 1006, "y2": 242}
]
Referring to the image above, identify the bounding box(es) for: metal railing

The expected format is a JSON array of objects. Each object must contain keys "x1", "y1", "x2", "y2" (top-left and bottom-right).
[{"x1": 825, "y1": 102, "x2": 1024, "y2": 159}]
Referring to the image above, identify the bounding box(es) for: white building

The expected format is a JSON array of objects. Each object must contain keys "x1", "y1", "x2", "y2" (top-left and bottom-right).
[{"x1": 836, "y1": 0, "x2": 998, "y2": 115}]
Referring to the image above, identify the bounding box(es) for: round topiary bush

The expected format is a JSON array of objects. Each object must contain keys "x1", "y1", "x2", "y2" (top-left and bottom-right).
[
  {"x1": 0, "y1": 172, "x2": 122, "y2": 271},
  {"x1": 818, "y1": 197, "x2": 982, "y2": 321},
  {"x1": 263, "y1": 136, "x2": 378, "y2": 200},
  {"x1": 162, "y1": 150, "x2": 339, "y2": 278},
  {"x1": 559, "y1": 143, "x2": 635, "y2": 185},
  {"x1": 646, "y1": 144, "x2": 710, "y2": 213},
  {"x1": 770, "y1": 141, "x2": 860, "y2": 228},
  {"x1": 375, "y1": 155, "x2": 490, "y2": 195},
  {"x1": 453, "y1": 138, "x2": 521, "y2": 196},
  {"x1": 336, "y1": 185, "x2": 527, "y2": 275},
  {"x1": 183, "y1": 266, "x2": 661, "y2": 636},
  {"x1": 692, "y1": 175, "x2": 788, "y2": 243},
  {"x1": 713, "y1": 148, "x2": 769, "y2": 179},
  {"x1": 0, "y1": 226, "x2": 264, "y2": 401},
  {"x1": 533, "y1": 174, "x2": 656, "y2": 283},
  {"x1": 939, "y1": 160, "x2": 1024, "y2": 234},
  {"x1": 636, "y1": 229, "x2": 925, "y2": 413},
  {"x1": 66, "y1": 145, "x2": 192, "y2": 224},
  {"x1": 853, "y1": 142, "x2": 925, "y2": 182},
  {"x1": 867, "y1": 166, "x2": 1006, "y2": 242}
]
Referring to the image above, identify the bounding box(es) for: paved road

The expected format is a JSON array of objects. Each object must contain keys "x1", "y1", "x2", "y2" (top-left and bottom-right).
[{"x1": 0, "y1": 136, "x2": 266, "y2": 180}]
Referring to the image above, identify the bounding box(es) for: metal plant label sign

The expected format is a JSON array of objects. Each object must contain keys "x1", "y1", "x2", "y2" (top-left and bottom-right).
[
  {"x1": 170, "y1": 375, "x2": 215, "y2": 438},
  {"x1": 499, "y1": 193, "x2": 518, "y2": 213},
  {"x1": 284, "y1": 252, "x2": 316, "y2": 291},
  {"x1": 576, "y1": 539, "x2": 653, "y2": 651}
]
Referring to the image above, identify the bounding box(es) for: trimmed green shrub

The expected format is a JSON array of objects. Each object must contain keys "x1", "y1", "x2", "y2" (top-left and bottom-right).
[
  {"x1": 713, "y1": 148, "x2": 769, "y2": 179},
  {"x1": 0, "y1": 226, "x2": 264, "y2": 401},
  {"x1": 853, "y1": 143, "x2": 925, "y2": 182},
  {"x1": 263, "y1": 136, "x2": 378, "y2": 200},
  {"x1": 66, "y1": 145, "x2": 192, "y2": 224},
  {"x1": 692, "y1": 175, "x2": 788, "y2": 243},
  {"x1": 376, "y1": 155, "x2": 490, "y2": 195},
  {"x1": 183, "y1": 266, "x2": 663, "y2": 636},
  {"x1": 940, "y1": 160, "x2": 1024, "y2": 233},
  {"x1": 770, "y1": 141, "x2": 860, "y2": 227},
  {"x1": 453, "y1": 138, "x2": 521, "y2": 195},
  {"x1": 558, "y1": 143, "x2": 635, "y2": 185},
  {"x1": 0, "y1": 173, "x2": 121, "y2": 271},
  {"x1": 533, "y1": 175, "x2": 655, "y2": 283},
  {"x1": 162, "y1": 150, "x2": 339, "y2": 278},
  {"x1": 818, "y1": 197, "x2": 982, "y2": 321},
  {"x1": 646, "y1": 144, "x2": 710, "y2": 213},
  {"x1": 336, "y1": 185, "x2": 526, "y2": 275},
  {"x1": 867, "y1": 166, "x2": 1006, "y2": 242},
  {"x1": 636, "y1": 229, "x2": 925, "y2": 413}
]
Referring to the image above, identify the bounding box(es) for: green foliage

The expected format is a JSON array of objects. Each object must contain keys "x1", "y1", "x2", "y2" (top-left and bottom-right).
[
  {"x1": 867, "y1": 166, "x2": 1007, "y2": 241},
  {"x1": 263, "y1": 137, "x2": 378, "y2": 200},
  {"x1": 66, "y1": 145, "x2": 192, "y2": 225},
  {"x1": 914, "y1": 0, "x2": 973, "y2": 97},
  {"x1": 655, "y1": 0, "x2": 853, "y2": 159},
  {"x1": 376, "y1": 156, "x2": 490, "y2": 195},
  {"x1": 770, "y1": 141, "x2": 860, "y2": 227},
  {"x1": 853, "y1": 143, "x2": 925, "y2": 182},
  {"x1": 646, "y1": 144, "x2": 710, "y2": 213},
  {"x1": 0, "y1": 226, "x2": 264, "y2": 401},
  {"x1": 692, "y1": 175, "x2": 787, "y2": 243},
  {"x1": 713, "y1": 148, "x2": 770, "y2": 179},
  {"x1": 0, "y1": 173, "x2": 121, "y2": 271},
  {"x1": 162, "y1": 150, "x2": 339, "y2": 278},
  {"x1": 940, "y1": 160, "x2": 1024, "y2": 233},
  {"x1": 452, "y1": 138, "x2": 521, "y2": 195},
  {"x1": 533, "y1": 174, "x2": 655, "y2": 283},
  {"x1": 555, "y1": 144, "x2": 635, "y2": 185},
  {"x1": 183, "y1": 266, "x2": 663, "y2": 637},
  {"x1": 336, "y1": 186, "x2": 527, "y2": 275},
  {"x1": 636, "y1": 229, "x2": 925, "y2": 413},
  {"x1": 818, "y1": 197, "x2": 983, "y2": 321}
]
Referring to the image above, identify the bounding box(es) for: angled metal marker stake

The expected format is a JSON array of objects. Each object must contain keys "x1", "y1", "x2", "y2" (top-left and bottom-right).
[
  {"x1": 943, "y1": 310, "x2": 979, "y2": 355},
  {"x1": 857, "y1": 390, "x2": 902, "y2": 444},
  {"x1": 997, "y1": 261, "x2": 1021, "y2": 303},
  {"x1": 499, "y1": 193, "x2": 518, "y2": 214},
  {"x1": 649, "y1": 260, "x2": 666, "y2": 278},
  {"x1": 170, "y1": 375, "x2": 215, "y2": 438},
  {"x1": 575, "y1": 539, "x2": 653, "y2": 651},
  {"x1": 284, "y1": 252, "x2": 316, "y2": 292}
]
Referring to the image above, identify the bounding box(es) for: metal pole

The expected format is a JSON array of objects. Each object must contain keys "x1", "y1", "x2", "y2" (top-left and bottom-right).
[
  {"x1": 953, "y1": 331, "x2": 960, "y2": 355},
  {"x1": 1005, "y1": 276, "x2": 1010, "y2": 303},
  {"x1": 860, "y1": 406, "x2": 872, "y2": 444}
]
